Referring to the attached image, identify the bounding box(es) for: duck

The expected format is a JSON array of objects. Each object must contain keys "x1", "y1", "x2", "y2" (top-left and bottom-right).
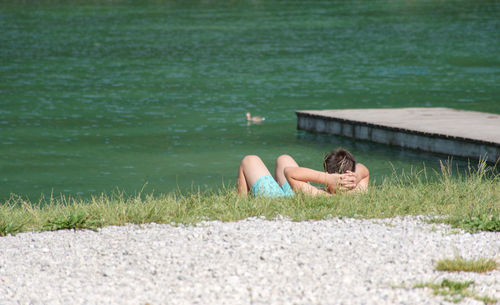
[{"x1": 246, "y1": 112, "x2": 265, "y2": 123}]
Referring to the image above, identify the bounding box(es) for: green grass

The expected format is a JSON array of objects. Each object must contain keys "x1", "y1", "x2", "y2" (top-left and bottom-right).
[
  {"x1": 414, "y1": 279, "x2": 497, "y2": 304},
  {"x1": 436, "y1": 256, "x2": 498, "y2": 273},
  {"x1": 445, "y1": 215, "x2": 500, "y2": 233},
  {"x1": 42, "y1": 211, "x2": 102, "y2": 232},
  {"x1": 0, "y1": 161, "x2": 498, "y2": 236}
]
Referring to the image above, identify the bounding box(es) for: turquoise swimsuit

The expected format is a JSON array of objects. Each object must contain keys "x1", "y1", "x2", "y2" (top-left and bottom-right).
[{"x1": 250, "y1": 175, "x2": 294, "y2": 197}]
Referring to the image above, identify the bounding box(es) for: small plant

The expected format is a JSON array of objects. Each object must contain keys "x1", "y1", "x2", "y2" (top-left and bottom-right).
[
  {"x1": 42, "y1": 212, "x2": 102, "y2": 232},
  {"x1": 0, "y1": 219, "x2": 24, "y2": 236},
  {"x1": 414, "y1": 279, "x2": 497, "y2": 304},
  {"x1": 436, "y1": 256, "x2": 498, "y2": 273},
  {"x1": 448, "y1": 215, "x2": 500, "y2": 233}
]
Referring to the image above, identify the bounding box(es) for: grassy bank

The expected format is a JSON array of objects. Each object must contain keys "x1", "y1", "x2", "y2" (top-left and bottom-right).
[{"x1": 1, "y1": 162, "x2": 498, "y2": 236}]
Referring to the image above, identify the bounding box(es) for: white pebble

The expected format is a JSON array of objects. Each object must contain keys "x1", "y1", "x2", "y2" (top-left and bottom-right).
[{"x1": 0, "y1": 217, "x2": 498, "y2": 305}]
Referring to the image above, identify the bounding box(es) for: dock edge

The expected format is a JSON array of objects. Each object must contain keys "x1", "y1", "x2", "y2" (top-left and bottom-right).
[{"x1": 296, "y1": 110, "x2": 500, "y2": 163}]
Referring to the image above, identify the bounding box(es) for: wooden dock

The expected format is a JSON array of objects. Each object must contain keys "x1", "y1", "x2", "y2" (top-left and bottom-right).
[{"x1": 296, "y1": 108, "x2": 500, "y2": 163}]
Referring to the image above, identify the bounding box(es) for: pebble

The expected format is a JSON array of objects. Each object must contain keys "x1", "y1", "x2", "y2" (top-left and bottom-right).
[{"x1": 0, "y1": 216, "x2": 498, "y2": 305}]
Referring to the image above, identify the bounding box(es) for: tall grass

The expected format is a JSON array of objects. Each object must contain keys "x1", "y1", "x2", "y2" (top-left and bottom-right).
[
  {"x1": 436, "y1": 256, "x2": 498, "y2": 273},
  {"x1": 0, "y1": 161, "x2": 498, "y2": 236}
]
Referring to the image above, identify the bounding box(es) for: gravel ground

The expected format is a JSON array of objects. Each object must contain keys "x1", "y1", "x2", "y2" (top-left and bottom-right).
[{"x1": 0, "y1": 216, "x2": 498, "y2": 305}]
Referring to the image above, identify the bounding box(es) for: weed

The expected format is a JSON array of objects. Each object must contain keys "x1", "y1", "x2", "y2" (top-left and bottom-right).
[
  {"x1": 42, "y1": 211, "x2": 102, "y2": 232},
  {"x1": 436, "y1": 256, "x2": 498, "y2": 273},
  {"x1": 414, "y1": 279, "x2": 497, "y2": 304},
  {"x1": 446, "y1": 215, "x2": 500, "y2": 233},
  {"x1": 0, "y1": 219, "x2": 24, "y2": 236}
]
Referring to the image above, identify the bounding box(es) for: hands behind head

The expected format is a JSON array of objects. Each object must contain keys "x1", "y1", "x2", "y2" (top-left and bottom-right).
[
  {"x1": 323, "y1": 170, "x2": 359, "y2": 194},
  {"x1": 324, "y1": 172, "x2": 341, "y2": 194},
  {"x1": 338, "y1": 170, "x2": 358, "y2": 191}
]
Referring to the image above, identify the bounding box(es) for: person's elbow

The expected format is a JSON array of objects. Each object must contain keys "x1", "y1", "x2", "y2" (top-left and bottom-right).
[{"x1": 284, "y1": 167, "x2": 300, "y2": 185}]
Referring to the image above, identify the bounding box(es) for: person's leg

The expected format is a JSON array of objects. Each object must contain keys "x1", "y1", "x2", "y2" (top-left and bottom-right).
[
  {"x1": 274, "y1": 154, "x2": 299, "y2": 186},
  {"x1": 237, "y1": 155, "x2": 273, "y2": 196}
]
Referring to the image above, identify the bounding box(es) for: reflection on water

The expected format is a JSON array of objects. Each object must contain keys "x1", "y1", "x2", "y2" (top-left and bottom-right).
[{"x1": 0, "y1": 0, "x2": 499, "y2": 201}]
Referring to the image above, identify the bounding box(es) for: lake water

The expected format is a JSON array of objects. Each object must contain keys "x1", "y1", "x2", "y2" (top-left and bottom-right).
[{"x1": 1, "y1": 0, "x2": 499, "y2": 201}]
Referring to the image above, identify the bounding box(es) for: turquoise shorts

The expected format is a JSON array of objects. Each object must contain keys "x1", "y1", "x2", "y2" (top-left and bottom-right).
[{"x1": 250, "y1": 175, "x2": 294, "y2": 197}]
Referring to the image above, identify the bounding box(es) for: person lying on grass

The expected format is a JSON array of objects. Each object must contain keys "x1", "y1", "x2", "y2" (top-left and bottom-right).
[{"x1": 237, "y1": 148, "x2": 369, "y2": 197}]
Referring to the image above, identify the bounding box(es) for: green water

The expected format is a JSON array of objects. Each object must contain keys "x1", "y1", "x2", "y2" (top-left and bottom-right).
[{"x1": 1, "y1": 0, "x2": 499, "y2": 201}]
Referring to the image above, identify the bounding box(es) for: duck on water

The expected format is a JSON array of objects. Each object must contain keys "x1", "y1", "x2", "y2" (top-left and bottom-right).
[{"x1": 246, "y1": 112, "x2": 265, "y2": 123}]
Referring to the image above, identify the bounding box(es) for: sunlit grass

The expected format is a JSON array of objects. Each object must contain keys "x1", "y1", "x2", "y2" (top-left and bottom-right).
[
  {"x1": 414, "y1": 279, "x2": 497, "y2": 304},
  {"x1": 0, "y1": 161, "x2": 498, "y2": 236},
  {"x1": 436, "y1": 256, "x2": 498, "y2": 273}
]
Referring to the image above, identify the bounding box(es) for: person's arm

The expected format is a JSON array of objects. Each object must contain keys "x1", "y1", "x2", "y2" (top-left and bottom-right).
[
  {"x1": 338, "y1": 163, "x2": 369, "y2": 193},
  {"x1": 284, "y1": 167, "x2": 340, "y2": 196}
]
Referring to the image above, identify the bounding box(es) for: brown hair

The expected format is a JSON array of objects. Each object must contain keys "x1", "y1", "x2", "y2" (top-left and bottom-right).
[{"x1": 323, "y1": 148, "x2": 356, "y2": 174}]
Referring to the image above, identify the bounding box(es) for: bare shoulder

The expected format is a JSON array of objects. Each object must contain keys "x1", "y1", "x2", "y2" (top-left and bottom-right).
[
  {"x1": 356, "y1": 163, "x2": 369, "y2": 179},
  {"x1": 356, "y1": 163, "x2": 369, "y2": 172},
  {"x1": 353, "y1": 163, "x2": 369, "y2": 192}
]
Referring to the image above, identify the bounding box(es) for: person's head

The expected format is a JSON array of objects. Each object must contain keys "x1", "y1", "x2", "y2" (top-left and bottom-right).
[{"x1": 323, "y1": 148, "x2": 356, "y2": 174}]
